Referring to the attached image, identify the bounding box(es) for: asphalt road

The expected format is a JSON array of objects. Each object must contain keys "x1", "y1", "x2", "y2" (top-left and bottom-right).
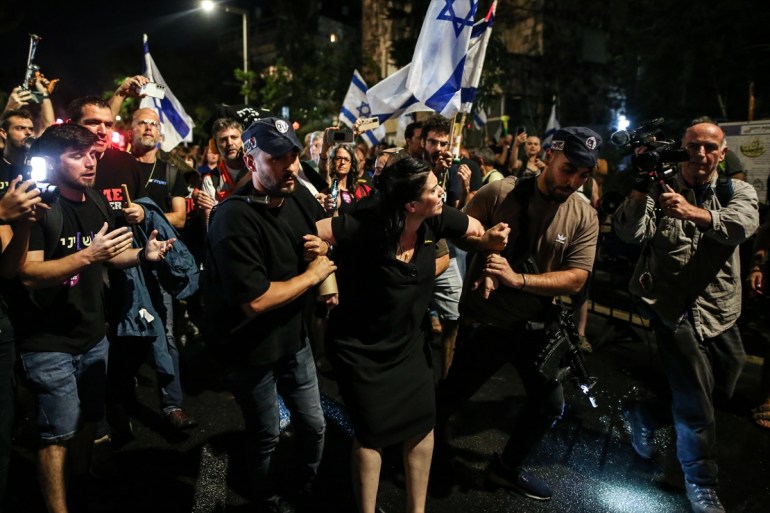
[{"x1": 6, "y1": 306, "x2": 770, "y2": 513}]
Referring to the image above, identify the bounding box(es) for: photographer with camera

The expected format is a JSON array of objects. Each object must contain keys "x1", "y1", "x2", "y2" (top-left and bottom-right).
[
  {"x1": 613, "y1": 121, "x2": 758, "y2": 513},
  {"x1": 11, "y1": 124, "x2": 174, "y2": 513},
  {"x1": 434, "y1": 127, "x2": 601, "y2": 501},
  {"x1": 0, "y1": 174, "x2": 47, "y2": 513}
]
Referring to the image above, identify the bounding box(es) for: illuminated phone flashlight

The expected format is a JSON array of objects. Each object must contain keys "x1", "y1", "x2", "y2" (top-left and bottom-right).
[
  {"x1": 27, "y1": 156, "x2": 60, "y2": 204},
  {"x1": 29, "y1": 156, "x2": 48, "y2": 182}
]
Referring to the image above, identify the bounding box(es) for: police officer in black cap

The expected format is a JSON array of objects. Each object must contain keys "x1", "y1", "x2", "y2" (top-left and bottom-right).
[
  {"x1": 434, "y1": 127, "x2": 602, "y2": 501},
  {"x1": 203, "y1": 117, "x2": 336, "y2": 513}
]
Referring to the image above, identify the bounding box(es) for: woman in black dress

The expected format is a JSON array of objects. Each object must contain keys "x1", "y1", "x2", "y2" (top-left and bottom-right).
[{"x1": 316, "y1": 157, "x2": 492, "y2": 513}]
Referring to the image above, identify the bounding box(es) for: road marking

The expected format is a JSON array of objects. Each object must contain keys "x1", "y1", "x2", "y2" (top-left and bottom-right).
[{"x1": 192, "y1": 443, "x2": 228, "y2": 513}]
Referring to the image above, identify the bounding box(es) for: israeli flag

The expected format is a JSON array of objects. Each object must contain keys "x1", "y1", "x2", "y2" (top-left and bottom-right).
[
  {"x1": 406, "y1": 0, "x2": 479, "y2": 117},
  {"x1": 367, "y1": 65, "x2": 429, "y2": 125},
  {"x1": 473, "y1": 108, "x2": 487, "y2": 130},
  {"x1": 339, "y1": 70, "x2": 385, "y2": 147},
  {"x1": 140, "y1": 34, "x2": 195, "y2": 152},
  {"x1": 541, "y1": 96, "x2": 560, "y2": 151},
  {"x1": 460, "y1": 1, "x2": 496, "y2": 113}
]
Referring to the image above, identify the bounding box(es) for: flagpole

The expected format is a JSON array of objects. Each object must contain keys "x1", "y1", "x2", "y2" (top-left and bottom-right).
[{"x1": 450, "y1": 113, "x2": 464, "y2": 160}]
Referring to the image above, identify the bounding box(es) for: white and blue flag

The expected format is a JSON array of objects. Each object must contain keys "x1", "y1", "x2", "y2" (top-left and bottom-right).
[
  {"x1": 140, "y1": 34, "x2": 195, "y2": 152},
  {"x1": 541, "y1": 96, "x2": 560, "y2": 151},
  {"x1": 473, "y1": 108, "x2": 487, "y2": 130},
  {"x1": 460, "y1": 1, "x2": 496, "y2": 113},
  {"x1": 406, "y1": 0, "x2": 479, "y2": 117},
  {"x1": 367, "y1": 64, "x2": 429, "y2": 125},
  {"x1": 339, "y1": 70, "x2": 385, "y2": 147}
]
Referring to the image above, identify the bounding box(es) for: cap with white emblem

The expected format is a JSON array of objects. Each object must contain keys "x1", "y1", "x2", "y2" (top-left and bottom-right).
[
  {"x1": 550, "y1": 127, "x2": 602, "y2": 168},
  {"x1": 241, "y1": 117, "x2": 303, "y2": 157}
]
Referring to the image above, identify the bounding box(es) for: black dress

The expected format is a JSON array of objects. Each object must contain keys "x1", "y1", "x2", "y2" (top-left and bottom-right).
[{"x1": 328, "y1": 206, "x2": 468, "y2": 447}]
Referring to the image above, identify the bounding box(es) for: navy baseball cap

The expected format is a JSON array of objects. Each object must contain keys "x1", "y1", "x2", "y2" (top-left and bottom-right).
[
  {"x1": 241, "y1": 117, "x2": 303, "y2": 157},
  {"x1": 550, "y1": 127, "x2": 602, "y2": 168}
]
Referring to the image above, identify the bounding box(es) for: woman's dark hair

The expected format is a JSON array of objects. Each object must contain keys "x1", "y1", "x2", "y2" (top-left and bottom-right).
[
  {"x1": 329, "y1": 144, "x2": 359, "y2": 191},
  {"x1": 375, "y1": 157, "x2": 432, "y2": 250}
]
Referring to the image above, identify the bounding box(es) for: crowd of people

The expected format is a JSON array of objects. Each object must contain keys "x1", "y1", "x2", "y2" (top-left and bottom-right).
[{"x1": 0, "y1": 73, "x2": 768, "y2": 513}]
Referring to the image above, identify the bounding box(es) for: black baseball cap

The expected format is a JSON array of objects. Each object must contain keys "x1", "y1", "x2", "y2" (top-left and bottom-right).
[
  {"x1": 241, "y1": 117, "x2": 303, "y2": 157},
  {"x1": 550, "y1": 127, "x2": 602, "y2": 168}
]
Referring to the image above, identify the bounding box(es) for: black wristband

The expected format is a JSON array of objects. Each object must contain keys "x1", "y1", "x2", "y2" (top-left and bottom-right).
[{"x1": 138, "y1": 249, "x2": 148, "y2": 265}]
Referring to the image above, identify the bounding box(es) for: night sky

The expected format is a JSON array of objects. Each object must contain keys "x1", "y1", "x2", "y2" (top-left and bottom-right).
[{"x1": 0, "y1": 0, "x2": 250, "y2": 119}]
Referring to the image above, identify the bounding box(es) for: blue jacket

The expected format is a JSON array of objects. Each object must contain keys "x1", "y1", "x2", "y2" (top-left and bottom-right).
[
  {"x1": 135, "y1": 197, "x2": 200, "y2": 300},
  {"x1": 113, "y1": 198, "x2": 200, "y2": 375}
]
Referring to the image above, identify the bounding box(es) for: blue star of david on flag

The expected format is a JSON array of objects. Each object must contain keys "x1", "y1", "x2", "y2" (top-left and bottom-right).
[
  {"x1": 437, "y1": 0, "x2": 478, "y2": 37},
  {"x1": 356, "y1": 101, "x2": 371, "y2": 117},
  {"x1": 340, "y1": 70, "x2": 385, "y2": 147}
]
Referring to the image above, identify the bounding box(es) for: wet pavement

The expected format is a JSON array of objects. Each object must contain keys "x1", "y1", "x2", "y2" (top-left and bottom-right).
[{"x1": 6, "y1": 281, "x2": 770, "y2": 512}]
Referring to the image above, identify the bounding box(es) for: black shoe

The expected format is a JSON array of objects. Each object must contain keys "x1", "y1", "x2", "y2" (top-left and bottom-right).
[
  {"x1": 685, "y1": 482, "x2": 725, "y2": 513},
  {"x1": 486, "y1": 454, "x2": 552, "y2": 501},
  {"x1": 165, "y1": 409, "x2": 198, "y2": 430},
  {"x1": 622, "y1": 403, "x2": 656, "y2": 459}
]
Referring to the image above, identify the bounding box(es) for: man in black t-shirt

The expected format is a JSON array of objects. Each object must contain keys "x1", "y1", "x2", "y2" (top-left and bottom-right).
[
  {"x1": 110, "y1": 107, "x2": 196, "y2": 431},
  {"x1": 66, "y1": 97, "x2": 144, "y2": 224},
  {"x1": 15, "y1": 124, "x2": 173, "y2": 513},
  {"x1": 0, "y1": 110, "x2": 35, "y2": 190},
  {"x1": 130, "y1": 108, "x2": 189, "y2": 228},
  {"x1": 69, "y1": 97, "x2": 195, "y2": 432},
  {"x1": 205, "y1": 117, "x2": 335, "y2": 512}
]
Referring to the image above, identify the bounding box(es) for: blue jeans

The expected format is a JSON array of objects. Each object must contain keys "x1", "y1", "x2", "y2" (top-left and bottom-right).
[
  {"x1": 224, "y1": 342, "x2": 325, "y2": 501},
  {"x1": 19, "y1": 337, "x2": 109, "y2": 443},
  {"x1": 432, "y1": 258, "x2": 462, "y2": 322},
  {"x1": 158, "y1": 289, "x2": 183, "y2": 413},
  {"x1": 650, "y1": 317, "x2": 745, "y2": 486}
]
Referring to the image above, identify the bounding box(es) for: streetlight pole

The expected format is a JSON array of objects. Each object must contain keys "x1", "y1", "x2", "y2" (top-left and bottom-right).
[
  {"x1": 225, "y1": 6, "x2": 248, "y2": 104},
  {"x1": 201, "y1": 2, "x2": 249, "y2": 104}
]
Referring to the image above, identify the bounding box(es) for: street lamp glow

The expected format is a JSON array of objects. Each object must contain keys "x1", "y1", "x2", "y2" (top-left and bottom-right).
[{"x1": 200, "y1": 1, "x2": 249, "y2": 104}]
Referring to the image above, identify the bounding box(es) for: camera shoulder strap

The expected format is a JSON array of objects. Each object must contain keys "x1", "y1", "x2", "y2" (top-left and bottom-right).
[
  {"x1": 715, "y1": 175, "x2": 733, "y2": 207},
  {"x1": 166, "y1": 161, "x2": 178, "y2": 198},
  {"x1": 508, "y1": 175, "x2": 537, "y2": 264},
  {"x1": 42, "y1": 202, "x2": 62, "y2": 261}
]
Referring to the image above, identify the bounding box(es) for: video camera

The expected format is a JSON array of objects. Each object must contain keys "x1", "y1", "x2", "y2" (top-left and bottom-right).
[{"x1": 610, "y1": 118, "x2": 688, "y2": 186}]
